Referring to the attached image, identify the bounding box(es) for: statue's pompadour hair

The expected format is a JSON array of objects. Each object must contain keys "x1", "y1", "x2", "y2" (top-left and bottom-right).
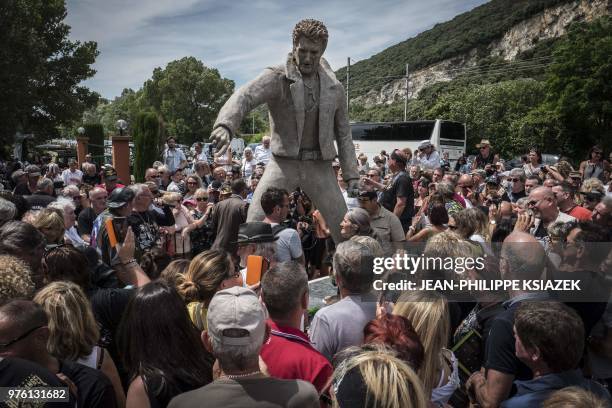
[{"x1": 292, "y1": 19, "x2": 328, "y2": 50}]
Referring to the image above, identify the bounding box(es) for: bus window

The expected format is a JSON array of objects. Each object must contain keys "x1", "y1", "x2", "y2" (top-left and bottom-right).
[{"x1": 440, "y1": 121, "x2": 465, "y2": 140}]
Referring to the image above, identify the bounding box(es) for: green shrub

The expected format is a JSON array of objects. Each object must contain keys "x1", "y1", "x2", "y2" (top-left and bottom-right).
[{"x1": 133, "y1": 112, "x2": 160, "y2": 182}]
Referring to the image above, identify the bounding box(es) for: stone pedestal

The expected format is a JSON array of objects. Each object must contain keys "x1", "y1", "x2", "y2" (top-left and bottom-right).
[
  {"x1": 76, "y1": 137, "x2": 89, "y2": 166},
  {"x1": 111, "y1": 135, "x2": 131, "y2": 185}
]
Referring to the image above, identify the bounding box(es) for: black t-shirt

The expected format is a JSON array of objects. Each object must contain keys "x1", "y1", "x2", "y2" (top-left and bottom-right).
[
  {"x1": 127, "y1": 206, "x2": 175, "y2": 253},
  {"x1": 78, "y1": 207, "x2": 97, "y2": 236},
  {"x1": 0, "y1": 357, "x2": 76, "y2": 407},
  {"x1": 25, "y1": 192, "x2": 56, "y2": 210},
  {"x1": 380, "y1": 171, "x2": 414, "y2": 226},
  {"x1": 484, "y1": 300, "x2": 532, "y2": 381},
  {"x1": 87, "y1": 287, "x2": 133, "y2": 349},
  {"x1": 87, "y1": 286, "x2": 133, "y2": 390},
  {"x1": 59, "y1": 360, "x2": 116, "y2": 408}
]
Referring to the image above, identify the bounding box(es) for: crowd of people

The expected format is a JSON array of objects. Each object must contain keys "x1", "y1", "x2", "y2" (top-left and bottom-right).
[{"x1": 0, "y1": 135, "x2": 611, "y2": 407}]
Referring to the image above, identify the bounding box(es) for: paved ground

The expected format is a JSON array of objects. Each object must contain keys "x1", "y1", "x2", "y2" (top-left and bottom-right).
[{"x1": 308, "y1": 276, "x2": 337, "y2": 309}]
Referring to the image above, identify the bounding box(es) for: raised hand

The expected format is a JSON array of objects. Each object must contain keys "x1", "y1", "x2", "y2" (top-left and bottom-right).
[{"x1": 209, "y1": 126, "x2": 231, "y2": 156}]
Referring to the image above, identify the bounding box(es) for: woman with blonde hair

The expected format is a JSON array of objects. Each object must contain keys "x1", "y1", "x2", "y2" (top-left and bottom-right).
[
  {"x1": 332, "y1": 344, "x2": 428, "y2": 408},
  {"x1": 393, "y1": 290, "x2": 459, "y2": 404},
  {"x1": 32, "y1": 208, "x2": 65, "y2": 244},
  {"x1": 33, "y1": 281, "x2": 126, "y2": 407},
  {"x1": 542, "y1": 386, "x2": 610, "y2": 408},
  {"x1": 176, "y1": 249, "x2": 243, "y2": 330}
]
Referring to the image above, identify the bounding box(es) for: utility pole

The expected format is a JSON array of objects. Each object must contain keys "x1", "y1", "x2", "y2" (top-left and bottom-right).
[
  {"x1": 346, "y1": 57, "x2": 350, "y2": 115},
  {"x1": 404, "y1": 63, "x2": 409, "y2": 122}
]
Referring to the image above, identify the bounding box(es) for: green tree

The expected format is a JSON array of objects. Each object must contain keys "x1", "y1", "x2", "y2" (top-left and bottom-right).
[
  {"x1": 132, "y1": 112, "x2": 160, "y2": 182},
  {"x1": 425, "y1": 79, "x2": 546, "y2": 157},
  {"x1": 84, "y1": 123, "x2": 105, "y2": 167},
  {"x1": 0, "y1": 0, "x2": 99, "y2": 147},
  {"x1": 142, "y1": 57, "x2": 234, "y2": 146},
  {"x1": 544, "y1": 16, "x2": 612, "y2": 155}
]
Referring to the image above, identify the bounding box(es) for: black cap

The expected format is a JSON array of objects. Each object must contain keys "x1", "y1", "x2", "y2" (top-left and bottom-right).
[
  {"x1": 104, "y1": 167, "x2": 118, "y2": 181},
  {"x1": 107, "y1": 187, "x2": 135, "y2": 208},
  {"x1": 234, "y1": 222, "x2": 279, "y2": 245}
]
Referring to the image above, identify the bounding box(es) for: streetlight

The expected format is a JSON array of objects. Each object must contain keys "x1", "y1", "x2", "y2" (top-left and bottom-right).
[
  {"x1": 116, "y1": 119, "x2": 128, "y2": 136},
  {"x1": 77, "y1": 127, "x2": 85, "y2": 136}
]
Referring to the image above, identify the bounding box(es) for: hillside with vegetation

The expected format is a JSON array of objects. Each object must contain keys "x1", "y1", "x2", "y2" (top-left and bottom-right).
[
  {"x1": 335, "y1": 0, "x2": 571, "y2": 99},
  {"x1": 340, "y1": 0, "x2": 610, "y2": 161}
]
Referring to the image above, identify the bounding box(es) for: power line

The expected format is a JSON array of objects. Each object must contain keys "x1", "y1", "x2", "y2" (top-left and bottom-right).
[{"x1": 362, "y1": 55, "x2": 554, "y2": 81}]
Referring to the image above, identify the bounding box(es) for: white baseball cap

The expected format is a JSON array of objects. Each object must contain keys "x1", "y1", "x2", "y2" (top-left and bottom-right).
[{"x1": 207, "y1": 286, "x2": 266, "y2": 346}]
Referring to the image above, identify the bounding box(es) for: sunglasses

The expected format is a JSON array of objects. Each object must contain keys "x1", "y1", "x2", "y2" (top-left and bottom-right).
[
  {"x1": 448, "y1": 225, "x2": 457, "y2": 230},
  {"x1": 0, "y1": 325, "x2": 46, "y2": 349},
  {"x1": 479, "y1": 147, "x2": 488, "y2": 150},
  {"x1": 196, "y1": 197, "x2": 208, "y2": 202},
  {"x1": 509, "y1": 178, "x2": 521, "y2": 182}
]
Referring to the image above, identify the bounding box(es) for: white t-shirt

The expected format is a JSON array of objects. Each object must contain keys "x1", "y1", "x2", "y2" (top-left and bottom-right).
[
  {"x1": 254, "y1": 145, "x2": 272, "y2": 165},
  {"x1": 242, "y1": 158, "x2": 257, "y2": 180},
  {"x1": 61, "y1": 169, "x2": 83, "y2": 186}
]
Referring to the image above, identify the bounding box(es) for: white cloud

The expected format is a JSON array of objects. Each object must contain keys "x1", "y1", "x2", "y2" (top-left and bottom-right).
[{"x1": 65, "y1": 0, "x2": 489, "y2": 99}]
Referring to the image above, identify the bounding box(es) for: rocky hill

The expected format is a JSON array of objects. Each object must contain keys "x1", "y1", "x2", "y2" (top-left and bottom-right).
[{"x1": 337, "y1": 0, "x2": 610, "y2": 107}]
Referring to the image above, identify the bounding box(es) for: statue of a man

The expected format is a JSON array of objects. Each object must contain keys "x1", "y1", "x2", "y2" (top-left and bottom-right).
[{"x1": 210, "y1": 19, "x2": 359, "y2": 243}]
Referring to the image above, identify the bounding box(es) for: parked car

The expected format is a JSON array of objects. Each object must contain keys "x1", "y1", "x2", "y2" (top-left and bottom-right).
[{"x1": 506, "y1": 154, "x2": 560, "y2": 170}]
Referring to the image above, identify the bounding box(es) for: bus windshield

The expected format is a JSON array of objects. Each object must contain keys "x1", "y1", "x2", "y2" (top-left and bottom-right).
[{"x1": 351, "y1": 121, "x2": 436, "y2": 141}]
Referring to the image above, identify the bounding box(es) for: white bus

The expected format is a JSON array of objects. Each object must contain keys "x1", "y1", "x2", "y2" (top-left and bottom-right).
[{"x1": 349, "y1": 120, "x2": 466, "y2": 165}]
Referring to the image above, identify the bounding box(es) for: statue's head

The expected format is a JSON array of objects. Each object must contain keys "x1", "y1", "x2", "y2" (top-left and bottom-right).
[{"x1": 292, "y1": 19, "x2": 328, "y2": 77}]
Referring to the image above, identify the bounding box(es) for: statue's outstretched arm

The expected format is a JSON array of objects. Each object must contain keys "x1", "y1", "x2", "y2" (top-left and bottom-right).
[{"x1": 210, "y1": 69, "x2": 280, "y2": 155}]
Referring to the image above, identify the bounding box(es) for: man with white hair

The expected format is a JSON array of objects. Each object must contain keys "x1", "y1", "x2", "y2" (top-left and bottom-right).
[
  {"x1": 254, "y1": 136, "x2": 272, "y2": 165},
  {"x1": 168, "y1": 286, "x2": 319, "y2": 407},
  {"x1": 505, "y1": 168, "x2": 527, "y2": 203},
  {"x1": 127, "y1": 183, "x2": 174, "y2": 253},
  {"x1": 78, "y1": 187, "x2": 108, "y2": 243},
  {"x1": 49, "y1": 197, "x2": 86, "y2": 248}
]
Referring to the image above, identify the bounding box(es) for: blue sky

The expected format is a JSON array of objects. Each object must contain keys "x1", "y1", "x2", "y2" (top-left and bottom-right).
[{"x1": 65, "y1": 0, "x2": 489, "y2": 100}]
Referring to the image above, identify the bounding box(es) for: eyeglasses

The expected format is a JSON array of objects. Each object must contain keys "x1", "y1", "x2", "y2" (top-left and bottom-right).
[
  {"x1": 0, "y1": 325, "x2": 46, "y2": 349},
  {"x1": 509, "y1": 178, "x2": 521, "y2": 182},
  {"x1": 196, "y1": 197, "x2": 208, "y2": 202}
]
